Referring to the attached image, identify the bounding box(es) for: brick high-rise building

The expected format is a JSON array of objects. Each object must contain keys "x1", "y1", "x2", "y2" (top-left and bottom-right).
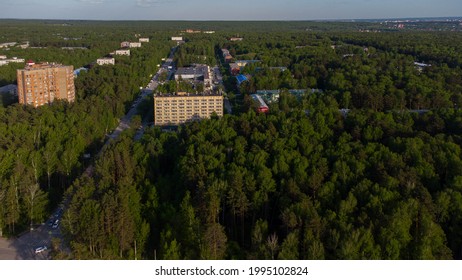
[
  {"x1": 154, "y1": 92, "x2": 223, "y2": 126},
  {"x1": 17, "y1": 63, "x2": 75, "y2": 107}
]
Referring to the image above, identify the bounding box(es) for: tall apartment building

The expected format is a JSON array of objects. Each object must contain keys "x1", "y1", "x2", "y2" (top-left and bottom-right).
[
  {"x1": 154, "y1": 92, "x2": 223, "y2": 126},
  {"x1": 17, "y1": 63, "x2": 75, "y2": 107}
]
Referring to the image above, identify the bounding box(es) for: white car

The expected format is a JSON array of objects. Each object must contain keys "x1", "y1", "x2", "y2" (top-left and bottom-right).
[{"x1": 35, "y1": 246, "x2": 47, "y2": 254}]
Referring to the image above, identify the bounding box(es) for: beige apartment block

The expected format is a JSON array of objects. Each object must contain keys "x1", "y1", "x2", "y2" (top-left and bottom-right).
[
  {"x1": 17, "y1": 63, "x2": 75, "y2": 107},
  {"x1": 154, "y1": 92, "x2": 223, "y2": 126}
]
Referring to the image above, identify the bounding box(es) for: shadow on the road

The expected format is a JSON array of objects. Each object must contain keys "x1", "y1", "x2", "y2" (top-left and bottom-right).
[
  {"x1": 7, "y1": 227, "x2": 54, "y2": 260},
  {"x1": 0, "y1": 237, "x2": 22, "y2": 260}
]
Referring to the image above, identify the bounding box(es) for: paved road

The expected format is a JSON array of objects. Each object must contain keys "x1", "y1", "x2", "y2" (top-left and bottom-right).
[
  {"x1": 212, "y1": 65, "x2": 232, "y2": 114},
  {"x1": 134, "y1": 47, "x2": 177, "y2": 140},
  {"x1": 0, "y1": 238, "x2": 20, "y2": 260},
  {"x1": 3, "y1": 46, "x2": 178, "y2": 260}
]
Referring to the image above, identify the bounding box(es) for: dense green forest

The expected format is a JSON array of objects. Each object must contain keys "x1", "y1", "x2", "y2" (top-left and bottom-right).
[
  {"x1": 0, "y1": 21, "x2": 173, "y2": 236},
  {"x1": 62, "y1": 96, "x2": 462, "y2": 260},
  {"x1": 2, "y1": 20, "x2": 462, "y2": 260}
]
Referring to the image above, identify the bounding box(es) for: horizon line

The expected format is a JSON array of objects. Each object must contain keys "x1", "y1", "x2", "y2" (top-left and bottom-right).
[{"x1": 0, "y1": 16, "x2": 461, "y2": 22}]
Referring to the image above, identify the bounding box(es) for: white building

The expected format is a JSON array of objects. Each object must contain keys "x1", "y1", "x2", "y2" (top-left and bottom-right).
[
  {"x1": 115, "y1": 49, "x2": 131, "y2": 56},
  {"x1": 171, "y1": 37, "x2": 183, "y2": 41},
  {"x1": 139, "y1": 38, "x2": 150, "y2": 43},
  {"x1": 97, "y1": 57, "x2": 115, "y2": 65},
  {"x1": 0, "y1": 55, "x2": 6, "y2": 59},
  {"x1": 129, "y1": 42, "x2": 142, "y2": 48},
  {"x1": 120, "y1": 41, "x2": 130, "y2": 48},
  {"x1": 0, "y1": 57, "x2": 25, "y2": 66},
  {"x1": 0, "y1": 42, "x2": 17, "y2": 48}
]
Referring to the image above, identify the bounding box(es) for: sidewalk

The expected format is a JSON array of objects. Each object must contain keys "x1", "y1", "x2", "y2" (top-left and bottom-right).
[{"x1": 0, "y1": 237, "x2": 20, "y2": 260}]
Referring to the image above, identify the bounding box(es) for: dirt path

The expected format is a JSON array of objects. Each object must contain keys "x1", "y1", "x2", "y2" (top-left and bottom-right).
[{"x1": 0, "y1": 237, "x2": 20, "y2": 260}]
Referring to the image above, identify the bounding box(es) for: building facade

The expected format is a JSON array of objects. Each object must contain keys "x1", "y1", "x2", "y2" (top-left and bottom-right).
[
  {"x1": 17, "y1": 63, "x2": 75, "y2": 107},
  {"x1": 129, "y1": 42, "x2": 142, "y2": 48},
  {"x1": 115, "y1": 49, "x2": 131, "y2": 56},
  {"x1": 97, "y1": 57, "x2": 115, "y2": 65},
  {"x1": 139, "y1": 38, "x2": 150, "y2": 43},
  {"x1": 0, "y1": 57, "x2": 25, "y2": 66},
  {"x1": 154, "y1": 92, "x2": 223, "y2": 126}
]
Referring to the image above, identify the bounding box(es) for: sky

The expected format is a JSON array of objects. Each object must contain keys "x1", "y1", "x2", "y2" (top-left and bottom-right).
[{"x1": 0, "y1": 0, "x2": 461, "y2": 21}]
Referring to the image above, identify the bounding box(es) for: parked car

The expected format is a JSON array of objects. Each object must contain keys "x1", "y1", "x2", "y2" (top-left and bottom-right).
[{"x1": 35, "y1": 246, "x2": 47, "y2": 254}]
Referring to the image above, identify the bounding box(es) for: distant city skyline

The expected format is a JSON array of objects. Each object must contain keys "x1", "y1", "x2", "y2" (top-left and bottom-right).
[{"x1": 0, "y1": 0, "x2": 461, "y2": 21}]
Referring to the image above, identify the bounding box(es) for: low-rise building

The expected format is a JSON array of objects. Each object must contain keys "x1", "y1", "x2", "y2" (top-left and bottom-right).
[
  {"x1": 171, "y1": 36, "x2": 183, "y2": 41},
  {"x1": 255, "y1": 89, "x2": 321, "y2": 103},
  {"x1": 235, "y1": 60, "x2": 260, "y2": 67},
  {"x1": 221, "y1": 48, "x2": 230, "y2": 57},
  {"x1": 229, "y1": 63, "x2": 240, "y2": 75},
  {"x1": 115, "y1": 49, "x2": 131, "y2": 56},
  {"x1": 97, "y1": 57, "x2": 115, "y2": 65},
  {"x1": 0, "y1": 55, "x2": 6, "y2": 59},
  {"x1": 251, "y1": 94, "x2": 269, "y2": 113},
  {"x1": 0, "y1": 42, "x2": 17, "y2": 48},
  {"x1": 139, "y1": 38, "x2": 150, "y2": 43},
  {"x1": 230, "y1": 37, "x2": 243, "y2": 42},
  {"x1": 175, "y1": 65, "x2": 212, "y2": 88},
  {"x1": 18, "y1": 43, "x2": 29, "y2": 49},
  {"x1": 224, "y1": 55, "x2": 233, "y2": 63},
  {"x1": 414, "y1": 62, "x2": 431, "y2": 72},
  {"x1": 175, "y1": 65, "x2": 209, "y2": 80},
  {"x1": 129, "y1": 42, "x2": 142, "y2": 48},
  {"x1": 185, "y1": 29, "x2": 201, "y2": 33},
  {"x1": 120, "y1": 41, "x2": 130, "y2": 48},
  {"x1": 236, "y1": 74, "x2": 249, "y2": 86},
  {"x1": 154, "y1": 91, "x2": 223, "y2": 126},
  {"x1": 0, "y1": 57, "x2": 25, "y2": 66}
]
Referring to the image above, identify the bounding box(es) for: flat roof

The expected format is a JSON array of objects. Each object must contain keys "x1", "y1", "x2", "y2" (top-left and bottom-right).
[
  {"x1": 154, "y1": 92, "x2": 222, "y2": 98},
  {"x1": 236, "y1": 74, "x2": 248, "y2": 84},
  {"x1": 176, "y1": 65, "x2": 208, "y2": 77},
  {"x1": 22, "y1": 63, "x2": 72, "y2": 70}
]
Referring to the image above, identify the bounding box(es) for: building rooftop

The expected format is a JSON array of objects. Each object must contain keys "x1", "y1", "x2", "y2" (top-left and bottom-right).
[
  {"x1": 23, "y1": 62, "x2": 71, "y2": 70},
  {"x1": 236, "y1": 74, "x2": 249, "y2": 85},
  {"x1": 175, "y1": 65, "x2": 210, "y2": 78},
  {"x1": 176, "y1": 67, "x2": 205, "y2": 76},
  {"x1": 154, "y1": 91, "x2": 222, "y2": 98},
  {"x1": 255, "y1": 89, "x2": 322, "y2": 103}
]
